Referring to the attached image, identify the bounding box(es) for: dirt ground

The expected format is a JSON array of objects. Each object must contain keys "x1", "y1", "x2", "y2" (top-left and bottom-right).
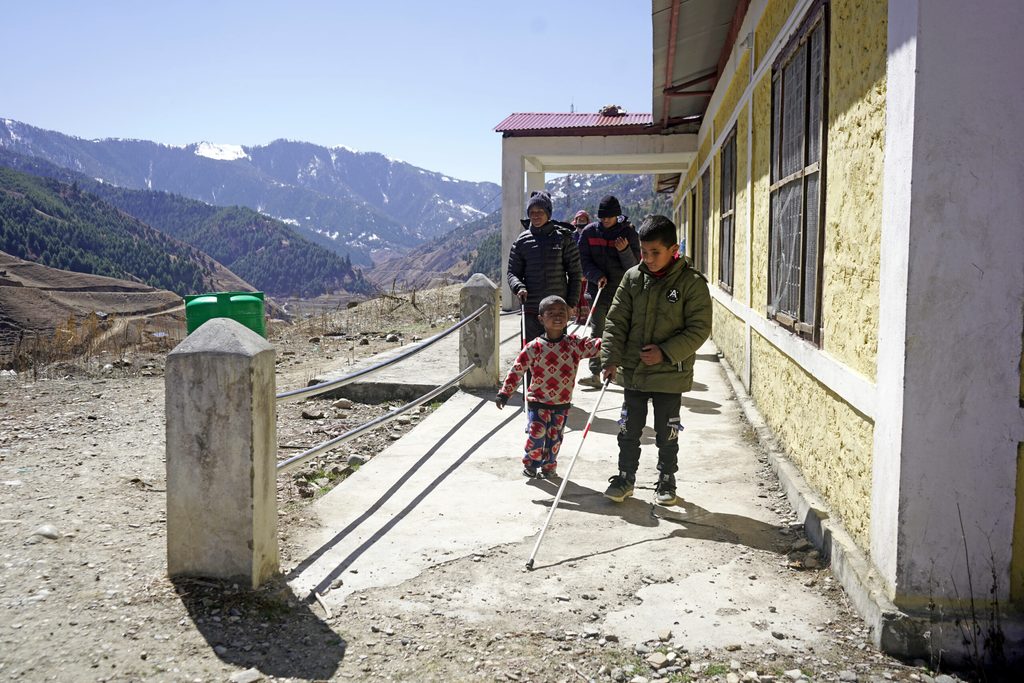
[{"x1": 0, "y1": 287, "x2": 968, "y2": 683}]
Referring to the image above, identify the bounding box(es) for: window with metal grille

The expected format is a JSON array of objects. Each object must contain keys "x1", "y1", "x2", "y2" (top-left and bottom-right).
[
  {"x1": 690, "y1": 187, "x2": 697, "y2": 269},
  {"x1": 678, "y1": 194, "x2": 688, "y2": 257},
  {"x1": 768, "y1": 1, "x2": 827, "y2": 342},
  {"x1": 719, "y1": 128, "x2": 737, "y2": 293},
  {"x1": 699, "y1": 167, "x2": 711, "y2": 276}
]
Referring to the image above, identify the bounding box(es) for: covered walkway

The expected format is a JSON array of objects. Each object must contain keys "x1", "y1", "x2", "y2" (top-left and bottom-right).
[{"x1": 286, "y1": 311, "x2": 852, "y2": 652}]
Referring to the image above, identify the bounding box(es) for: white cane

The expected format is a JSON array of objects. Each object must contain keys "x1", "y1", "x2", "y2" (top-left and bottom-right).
[
  {"x1": 571, "y1": 284, "x2": 604, "y2": 337},
  {"x1": 525, "y1": 377, "x2": 612, "y2": 570},
  {"x1": 519, "y1": 301, "x2": 527, "y2": 415}
]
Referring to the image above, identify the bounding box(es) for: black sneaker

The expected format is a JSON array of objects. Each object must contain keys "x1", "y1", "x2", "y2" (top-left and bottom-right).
[
  {"x1": 523, "y1": 467, "x2": 539, "y2": 478},
  {"x1": 655, "y1": 473, "x2": 677, "y2": 506},
  {"x1": 537, "y1": 468, "x2": 558, "y2": 480},
  {"x1": 604, "y1": 472, "x2": 635, "y2": 502}
]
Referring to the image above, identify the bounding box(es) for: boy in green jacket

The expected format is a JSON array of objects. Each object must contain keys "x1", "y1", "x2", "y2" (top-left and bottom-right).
[{"x1": 599, "y1": 215, "x2": 712, "y2": 505}]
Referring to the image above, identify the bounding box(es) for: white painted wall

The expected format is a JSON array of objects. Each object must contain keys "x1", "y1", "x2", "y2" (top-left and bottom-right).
[{"x1": 873, "y1": 0, "x2": 1024, "y2": 604}]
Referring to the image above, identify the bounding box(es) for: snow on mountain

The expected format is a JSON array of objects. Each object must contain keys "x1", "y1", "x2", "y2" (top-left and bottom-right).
[{"x1": 194, "y1": 142, "x2": 249, "y2": 161}]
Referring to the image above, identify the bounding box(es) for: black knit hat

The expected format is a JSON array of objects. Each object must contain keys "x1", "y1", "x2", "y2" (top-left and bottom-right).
[
  {"x1": 527, "y1": 191, "x2": 553, "y2": 217},
  {"x1": 597, "y1": 195, "x2": 621, "y2": 218}
]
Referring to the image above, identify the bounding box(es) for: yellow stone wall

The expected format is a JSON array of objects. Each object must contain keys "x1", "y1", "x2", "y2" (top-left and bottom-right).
[
  {"x1": 713, "y1": 303, "x2": 746, "y2": 378},
  {"x1": 714, "y1": 53, "x2": 750, "y2": 138},
  {"x1": 820, "y1": 0, "x2": 887, "y2": 380},
  {"x1": 755, "y1": 0, "x2": 798, "y2": 69},
  {"x1": 750, "y1": 77, "x2": 771, "y2": 312},
  {"x1": 707, "y1": 157, "x2": 717, "y2": 283},
  {"x1": 734, "y1": 108, "x2": 750, "y2": 305},
  {"x1": 671, "y1": 0, "x2": 889, "y2": 553},
  {"x1": 751, "y1": 332, "x2": 874, "y2": 547}
]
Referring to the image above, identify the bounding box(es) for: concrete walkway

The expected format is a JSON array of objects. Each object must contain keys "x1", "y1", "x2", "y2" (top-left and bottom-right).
[{"x1": 287, "y1": 312, "x2": 839, "y2": 651}]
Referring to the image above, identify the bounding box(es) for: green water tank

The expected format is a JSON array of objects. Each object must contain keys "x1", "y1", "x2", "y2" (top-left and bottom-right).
[{"x1": 184, "y1": 291, "x2": 266, "y2": 338}]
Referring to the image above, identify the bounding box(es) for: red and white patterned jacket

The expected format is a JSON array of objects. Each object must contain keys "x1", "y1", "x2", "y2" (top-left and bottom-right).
[{"x1": 498, "y1": 334, "x2": 601, "y2": 408}]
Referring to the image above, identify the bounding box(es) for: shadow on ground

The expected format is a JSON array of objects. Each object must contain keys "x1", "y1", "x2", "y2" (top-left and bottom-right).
[
  {"x1": 681, "y1": 395, "x2": 722, "y2": 414},
  {"x1": 653, "y1": 498, "x2": 791, "y2": 553},
  {"x1": 172, "y1": 576, "x2": 345, "y2": 679},
  {"x1": 287, "y1": 398, "x2": 520, "y2": 596},
  {"x1": 525, "y1": 481, "x2": 790, "y2": 569}
]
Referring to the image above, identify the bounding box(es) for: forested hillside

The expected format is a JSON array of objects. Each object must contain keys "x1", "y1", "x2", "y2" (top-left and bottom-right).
[
  {"x1": 0, "y1": 151, "x2": 373, "y2": 298},
  {"x1": 0, "y1": 167, "x2": 227, "y2": 295}
]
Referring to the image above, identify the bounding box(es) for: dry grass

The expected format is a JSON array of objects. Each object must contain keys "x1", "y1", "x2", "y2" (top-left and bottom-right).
[
  {"x1": 5, "y1": 311, "x2": 182, "y2": 379},
  {"x1": 275, "y1": 284, "x2": 463, "y2": 344},
  {"x1": 2, "y1": 284, "x2": 466, "y2": 380}
]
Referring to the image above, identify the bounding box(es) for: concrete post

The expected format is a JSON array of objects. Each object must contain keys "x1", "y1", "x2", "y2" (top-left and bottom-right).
[
  {"x1": 500, "y1": 139, "x2": 524, "y2": 311},
  {"x1": 165, "y1": 318, "x2": 279, "y2": 588},
  {"x1": 459, "y1": 273, "x2": 500, "y2": 390}
]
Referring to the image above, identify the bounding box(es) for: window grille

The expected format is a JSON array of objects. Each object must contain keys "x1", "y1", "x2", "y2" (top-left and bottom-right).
[
  {"x1": 700, "y1": 167, "x2": 711, "y2": 276},
  {"x1": 768, "y1": 1, "x2": 827, "y2": 341},
  {"x1": 719, "y1": 129, "x2": 737, "y2": 293}
]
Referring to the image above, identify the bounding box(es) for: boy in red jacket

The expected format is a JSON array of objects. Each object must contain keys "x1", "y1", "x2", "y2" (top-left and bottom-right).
[{"x1": 496, "y1": 295, "x2": 601, "y2": 479}]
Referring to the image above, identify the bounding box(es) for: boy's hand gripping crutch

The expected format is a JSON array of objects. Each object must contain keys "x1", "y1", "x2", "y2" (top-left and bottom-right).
[
  {"x1": 570, "y1": 284, "x2": 604, "y2": 337},
  {"x1": 525, "y1": 376, "x2": 612, "y2": 570}
]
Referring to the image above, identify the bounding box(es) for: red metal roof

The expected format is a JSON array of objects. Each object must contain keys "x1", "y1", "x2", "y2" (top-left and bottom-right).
[{"x1": 494, "y1": 112, "x2": 654, "y2": 133}]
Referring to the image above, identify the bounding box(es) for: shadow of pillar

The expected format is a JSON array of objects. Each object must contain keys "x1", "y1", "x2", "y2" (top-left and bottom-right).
[{"x1": 172, "y1": 577, "x2": 346, "y2": 679}]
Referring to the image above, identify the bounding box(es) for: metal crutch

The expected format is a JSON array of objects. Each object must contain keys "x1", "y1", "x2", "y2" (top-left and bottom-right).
[{"x1": 525, "y1": 377, "x2": 612, "y2": 570}]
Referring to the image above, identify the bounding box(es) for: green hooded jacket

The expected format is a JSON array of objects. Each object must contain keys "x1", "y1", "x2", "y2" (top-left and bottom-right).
[{"x1": 600, "y1": 256, "x2": 712, "y2": 393}]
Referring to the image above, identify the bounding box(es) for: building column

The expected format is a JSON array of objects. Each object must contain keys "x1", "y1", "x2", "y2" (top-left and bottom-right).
[
  {"x1": 525, "y1": 171, "x2": 545, "y2": 200},
  {"x1": 500, "y1": 140, "x2": 525, "y2": 310},
  {"x1": 872, "y1": 0, "x2": 1024, "y2": 610}
]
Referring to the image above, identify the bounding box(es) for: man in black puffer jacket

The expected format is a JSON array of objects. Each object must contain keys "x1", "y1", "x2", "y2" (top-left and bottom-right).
[
  {"x1": 507, "y1": 191, "x2": 583, "y2": 343},
  {"x1": 577, "y1": 195, "x2": 640, "y2": 386}
]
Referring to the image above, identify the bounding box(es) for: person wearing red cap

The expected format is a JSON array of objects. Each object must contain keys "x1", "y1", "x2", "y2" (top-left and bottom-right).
[
  {"x1": 570, "y1": 210, "x2": 591, "y2": 323},
  {"x1": 571, "y1": 210, "x2": 591, "y2": 242}
]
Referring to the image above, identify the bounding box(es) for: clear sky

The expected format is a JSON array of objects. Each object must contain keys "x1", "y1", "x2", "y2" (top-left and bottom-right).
[{"x1": 1, "y1": 1, "x2": 652, "y2": 184}]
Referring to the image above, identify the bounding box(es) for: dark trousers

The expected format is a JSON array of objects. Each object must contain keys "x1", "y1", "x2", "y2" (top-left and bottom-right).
[
  {"x1": 521, "y1": 312, "x2": 544, "y2": 388},
  {"x1": 523, "y1": 313, "x2": 544, "y2": 345},
  {"x1": 616, "y1": 389, "x2": 682, "y2": 477}
]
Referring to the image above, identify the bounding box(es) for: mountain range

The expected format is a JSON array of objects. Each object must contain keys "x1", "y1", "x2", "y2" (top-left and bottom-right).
[
  {"x1": 0, "y1": 118, "x2": 500, "y2": 267},
  {"x1": 0, "y1": 151, "x2": 371, "y2": 298},
  {"x1": 373, "y1": 173, "x2": 673, "y2": 289},
  {"x1": 0, "y1": 118, "x2": 669, "y2": 293}
]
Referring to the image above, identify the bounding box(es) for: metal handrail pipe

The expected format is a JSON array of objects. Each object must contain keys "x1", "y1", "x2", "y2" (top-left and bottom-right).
[
  {"x1": 275, "y1": 304, "x2": 488, "y2": 405},
  {"x1": 276, "y1": 365, "x2": 474, "y2": 475}
]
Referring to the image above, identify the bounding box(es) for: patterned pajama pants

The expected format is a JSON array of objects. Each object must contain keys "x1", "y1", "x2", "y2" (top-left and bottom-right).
[{"x1": 523, "y1": 407, "x2": 569, "y2": 473}]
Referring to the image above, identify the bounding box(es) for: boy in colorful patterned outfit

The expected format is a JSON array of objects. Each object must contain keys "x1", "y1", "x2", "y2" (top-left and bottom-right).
[
  {"x1": 496, "y1": 295, "x2": 601, "y2": 479},
  {"x1": 600, "y1": 215, "x2": 712, "y2": 505}
]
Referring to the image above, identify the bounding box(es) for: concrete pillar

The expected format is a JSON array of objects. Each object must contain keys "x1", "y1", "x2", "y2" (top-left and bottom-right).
[
  {"x1": 165, "y1": 318, "x2": 279, "y2": 588},
  {"x1": 872, "y1": 0, "x2": 1024, "y2": 615},
  {"x1": 500, "y1": 139, "x2": 525, "y2": 311},
  {"x1": 459, "y1": 273, "x2": 500, "y2": 390},
  {"x1": 525, "y1": 171, "x2": 545, "y2": 199}
]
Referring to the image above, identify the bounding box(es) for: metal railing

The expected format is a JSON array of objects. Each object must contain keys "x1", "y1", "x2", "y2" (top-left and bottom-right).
[
  {"x1": 274, "y1": 302, "x2": 489, "y2": 475},
  {"x1": 277, "y1": 366, "x2": 473, "y2": 475},
  {"x1": 275, "y1": 304, "x2": 488, "y2": 404}
]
